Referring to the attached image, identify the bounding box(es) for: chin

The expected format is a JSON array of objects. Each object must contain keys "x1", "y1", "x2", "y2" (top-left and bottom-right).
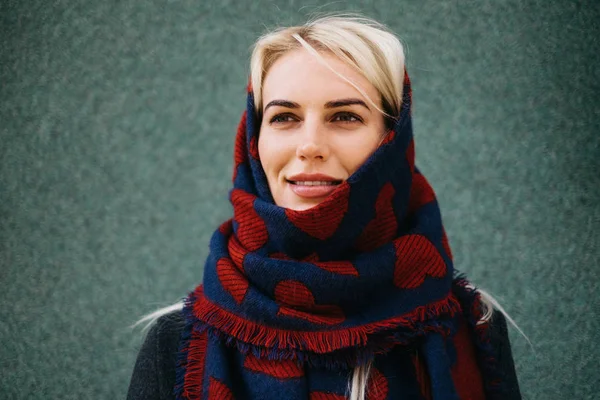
[{"x1": 289, "y1": 202, "x2": 319, "y2": 211}]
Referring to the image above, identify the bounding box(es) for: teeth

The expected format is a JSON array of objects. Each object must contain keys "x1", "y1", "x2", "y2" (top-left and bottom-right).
[{"x1": 291, "y1": 181, "x2": 338, "y2": 186}]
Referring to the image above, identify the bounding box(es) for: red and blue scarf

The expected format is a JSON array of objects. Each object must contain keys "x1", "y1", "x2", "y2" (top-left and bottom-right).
[{"x1": 175, "y1": 71, "x2": 503, "y2": 399}]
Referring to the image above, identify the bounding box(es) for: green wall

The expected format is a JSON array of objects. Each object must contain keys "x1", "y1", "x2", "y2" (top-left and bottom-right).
[{"x1": 1, "y1": 1, "x2": 598, "y2": 398}]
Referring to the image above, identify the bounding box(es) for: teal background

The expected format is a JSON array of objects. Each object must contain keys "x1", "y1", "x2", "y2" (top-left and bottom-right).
[{"x1": 1, "y1": 1, "x2": 598, "y2": 399}]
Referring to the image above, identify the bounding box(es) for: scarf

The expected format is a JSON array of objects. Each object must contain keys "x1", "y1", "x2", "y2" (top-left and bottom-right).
[{"x1": 175, "y1": 71, "x2": 504, "y2": 399}]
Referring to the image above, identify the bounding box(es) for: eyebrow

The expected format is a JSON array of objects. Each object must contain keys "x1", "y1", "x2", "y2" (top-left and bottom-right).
[
  {"x1": 263, "y1": 100, "x2": 300, "y2": 113},
  {"x1": 263, "y1": 98, "x2": 370, "y2": 113},
  {"x1": 324, "y1": 98, "x2": 370, "y2": 111}
]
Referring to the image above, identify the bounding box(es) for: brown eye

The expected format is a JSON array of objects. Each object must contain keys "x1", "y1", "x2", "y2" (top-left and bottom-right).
[
  {"x1": 270, "y1": 114, "x2": 297, "y2": 124},
  {"x1": 332, "y1": 112, "x2": 362, "y2": 123}
]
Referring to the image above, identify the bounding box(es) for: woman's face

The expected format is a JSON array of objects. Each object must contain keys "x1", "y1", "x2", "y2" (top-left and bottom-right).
[{"x1": 258, "y1": 48, "x2": 386, "y2": 211}]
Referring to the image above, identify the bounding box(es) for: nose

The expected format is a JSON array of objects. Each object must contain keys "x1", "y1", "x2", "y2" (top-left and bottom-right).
[{"x1": 296, "y1": 120, "x2": 330, "y2": 161}]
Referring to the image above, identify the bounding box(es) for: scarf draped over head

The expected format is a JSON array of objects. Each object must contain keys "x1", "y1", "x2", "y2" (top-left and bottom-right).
[{"x1": 175, "y1": 71, "x2": 505, "y2": 399}]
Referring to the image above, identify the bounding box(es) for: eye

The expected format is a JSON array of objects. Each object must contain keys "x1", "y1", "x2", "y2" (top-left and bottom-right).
[
  {"x1": 269, "y1": 113, "x2": 297, "y2": 124},
  {"x1": 332, "y1": 112, "x2": 362, "y2": 123}
]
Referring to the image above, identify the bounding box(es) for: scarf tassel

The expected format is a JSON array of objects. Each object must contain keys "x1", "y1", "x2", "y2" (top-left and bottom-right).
[
  {"x1": 452, "y1": 276, "x2": 506, "y2": 398},
  {"x1": 175, "y1": 321, "x2": 209, "y2": 400},
  {"x1": 420, "y1": 333, "x2": 459, "y2": 400},
  {"x1": 185, "y1": 289, "x2": 462, "y2": 369}
]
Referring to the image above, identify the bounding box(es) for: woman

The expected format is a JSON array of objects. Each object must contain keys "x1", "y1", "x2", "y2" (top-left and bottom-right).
[{"x1": 127, "y1": 15, "x2": 521, "y2": 400}]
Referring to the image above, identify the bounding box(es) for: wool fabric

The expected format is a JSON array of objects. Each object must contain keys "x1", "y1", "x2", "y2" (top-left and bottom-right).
[{"x1": 175, "y1": 71, "x2": 504, "y2": 399}]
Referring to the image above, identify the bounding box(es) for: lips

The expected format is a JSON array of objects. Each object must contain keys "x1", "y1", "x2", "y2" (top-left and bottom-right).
[
  {"x1": 286, "y1": 173, "x2": 343, "y2": 198},
  {"x1": 290, "y1": 181, "x2": 338, "y2": 186}
]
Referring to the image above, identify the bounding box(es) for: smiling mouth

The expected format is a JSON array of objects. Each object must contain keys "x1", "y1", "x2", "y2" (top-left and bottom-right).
[
  {"x1": 286, "y1": 179, "x2": 343, "y2": 198},
  {"x1": 287, "y1": 180, "x2": 342, "y2": 186}
]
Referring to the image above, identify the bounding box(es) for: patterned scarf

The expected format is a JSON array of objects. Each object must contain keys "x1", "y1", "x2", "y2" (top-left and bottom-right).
[{"x1": 175, "y1": 71, "x2": 503, "y2": 399}]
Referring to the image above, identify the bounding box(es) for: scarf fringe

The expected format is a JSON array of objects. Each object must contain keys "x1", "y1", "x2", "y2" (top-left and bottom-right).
[
  {"x1": 174, "y1": 318, "x2": 194, "y2": 399},
  {"x1": 184, "y1": 286, "x2": 461, "y2": 369},
  {"x1": 452, "y1": 275, "x2": 505, "y2": 398}
]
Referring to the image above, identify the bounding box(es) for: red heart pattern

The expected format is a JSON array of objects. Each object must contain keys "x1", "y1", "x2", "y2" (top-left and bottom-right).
[
  {"x1": 231, "y1": 189, "x2": 268, "y2": 252},
  {"x1": 309, "y1": 393, "x2": 346, "y2": 400},
  {"x1": 275, "y1": 280, "x2": 345, "y2": 325},
  {"x1": 285, "y1": 181, "x2": 350, "y2": 240},
  {"x1": 249, "y1": 136, "x2": 260, "y2": 160},
  {"x1": 393, "y1": 235, "x2": 447, "y2": 289},
  {"x1": 216, "y1": 257, "x2": 248, "y2": 304},
  {"x1": 408, "y1": 173, "x2": 436, "y2": 215},
  {"x1": 356, "y1": 183, "x2": 397, "y2": 252},
  {"x1": 367, "y1": 368, "x2": 389, "y2": 400},
  {"x1": 227, "y1": 235, "x2": 247, "y2": 269},
  {"x1": 208, "y1": 377, "x2": 234, "y2": 400},
  {"x1": 244, "y1": 353, "x2": 304, "y2": 379},
  {"x1": 233, "y1": 112, "x2": 248, "y2": 182}
]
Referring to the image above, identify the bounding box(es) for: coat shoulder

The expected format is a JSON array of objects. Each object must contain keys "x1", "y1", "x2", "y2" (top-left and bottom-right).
[{"x1": 126, "y1": 310, "x2": 185, "y2": 400}]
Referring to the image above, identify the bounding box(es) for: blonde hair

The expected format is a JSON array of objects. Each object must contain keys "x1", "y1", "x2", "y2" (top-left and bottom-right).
[
  {"x1": 135, "y1": 15, "x2": 526, "y2": 400},
  {"x1": 250, "y1": 15, "x2": 405, "y2": 123}
]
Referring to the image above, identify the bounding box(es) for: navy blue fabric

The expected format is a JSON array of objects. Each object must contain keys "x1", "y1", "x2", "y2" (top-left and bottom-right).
[
  {"x1": 127, "y1": 310, "x2": 521, "y2": 399},
  {"x1": 173, "y1": 72, "x2": 515, "y2": 399}
]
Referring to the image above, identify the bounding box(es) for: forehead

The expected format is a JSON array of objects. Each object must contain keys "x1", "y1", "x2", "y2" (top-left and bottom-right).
[{"x1": 261, "y1": 48, "x2": 380, "y2": 107}]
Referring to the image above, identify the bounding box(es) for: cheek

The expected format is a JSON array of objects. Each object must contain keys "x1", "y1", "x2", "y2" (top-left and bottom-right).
[
  {"x1": 336, "y1": 130, "x2": 383, "y2": 174},
  {"x1": 258, "y1": 131, "x2": 287, "y2": 180}
]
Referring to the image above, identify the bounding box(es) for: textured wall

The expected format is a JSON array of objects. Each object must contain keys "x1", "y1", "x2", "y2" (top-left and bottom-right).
[{"x1": 1, "y1": 1, "x2": 598, "y2": 398}]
